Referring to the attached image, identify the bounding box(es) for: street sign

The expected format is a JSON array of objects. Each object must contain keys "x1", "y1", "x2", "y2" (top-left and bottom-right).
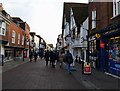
[
  {"x1": 95, "y1": 34, "x2": 101, "y2": 38},
  {"x1": 84, "y1": 62, "x2": 91, "y2": 74}
]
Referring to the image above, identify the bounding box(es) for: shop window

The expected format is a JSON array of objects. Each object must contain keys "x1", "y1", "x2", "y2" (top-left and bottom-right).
[{"x1": 108, "y1": 36, "x2": 120, "y2": 62}]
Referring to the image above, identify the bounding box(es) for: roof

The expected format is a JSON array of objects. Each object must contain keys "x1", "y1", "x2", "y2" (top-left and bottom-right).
[
  {"x1": 12, "y1": 17, "x2": 23, "y2": 23},
  {"x1": 62, "y1": 2, "x2": 88, "y2": 29}
]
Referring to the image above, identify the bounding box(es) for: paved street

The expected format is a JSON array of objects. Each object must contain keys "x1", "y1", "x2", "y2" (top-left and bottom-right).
[{"x1": 2, "y1": 58, "x2": 120, "y2": 90}]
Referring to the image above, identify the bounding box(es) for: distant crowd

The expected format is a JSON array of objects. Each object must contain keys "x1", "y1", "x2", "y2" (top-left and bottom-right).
[{"x1": 29, "y1": 49, "x2": 82, "y2": 74}]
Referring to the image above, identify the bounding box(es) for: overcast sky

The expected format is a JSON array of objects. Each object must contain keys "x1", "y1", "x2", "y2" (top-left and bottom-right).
[{"x1": 1, "y1": 0, "x2": 88, "y2": 47}]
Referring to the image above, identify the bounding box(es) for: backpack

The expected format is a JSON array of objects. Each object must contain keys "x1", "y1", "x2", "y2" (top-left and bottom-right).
[{"x1": 66, "y1": 53, "x2": 73, "y2": 64}]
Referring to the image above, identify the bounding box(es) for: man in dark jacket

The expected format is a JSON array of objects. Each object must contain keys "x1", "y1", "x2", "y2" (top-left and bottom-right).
[
  {"x1": 45, "y1": 50, "x2": 50, "y2": 66},
  {"x1": 34, "y1": 51, "x2": 38, "y2": 62},
  {"x1": 50, "y1": 50, "x2": 56, "y2": 68},
  {"x1": 29, "y1": 50, "x2": 33, "y2": 62},
  {"x1": 64, "y1": 50, "x2": 73, "y2": 74}
]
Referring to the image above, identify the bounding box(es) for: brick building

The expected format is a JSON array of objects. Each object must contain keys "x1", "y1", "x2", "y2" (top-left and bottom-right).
[
  {"x1": 88, "y1": 1, "x2": 120, "y2": 76},
  {"x1": 0, "y1": 3, "x2": 11, "y2": 62},
  {"x1": 4, "y1": 17, "x2": 30, "y2": 61}
]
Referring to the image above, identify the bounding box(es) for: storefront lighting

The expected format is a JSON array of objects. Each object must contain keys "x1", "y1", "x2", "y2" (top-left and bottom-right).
[{"x1": 110, "y1": 36, "x2": 120, "y2": 40}]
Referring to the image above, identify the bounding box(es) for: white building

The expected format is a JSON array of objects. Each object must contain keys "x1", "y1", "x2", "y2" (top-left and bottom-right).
[
  {"x1": 62, "y1": 3, "x2": 88, "y2": 62},
  {"x1": 56, "y1": 34, "x2": 62, "y2": 51}
]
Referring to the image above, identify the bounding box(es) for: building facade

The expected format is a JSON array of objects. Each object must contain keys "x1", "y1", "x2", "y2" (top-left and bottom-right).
[
  {"x1": 4, "y1": 17, "x2": 30, "y2": 61},
  {"x1": 62, "y1": 3, "x2": 88, "y2": 61},
  {"x1": 0, "y1": 3, "x2": 11, "y2": 62},
  {"x1": 89, "y1": 1, "x2": 120, "y2": 76}
]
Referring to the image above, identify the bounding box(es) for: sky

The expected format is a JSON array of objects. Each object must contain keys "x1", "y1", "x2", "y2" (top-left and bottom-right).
[{"x1": 1, "y1": 0, "x2": 88, "y2": 47}]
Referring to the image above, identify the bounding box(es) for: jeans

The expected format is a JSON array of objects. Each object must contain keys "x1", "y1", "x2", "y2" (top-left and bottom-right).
[{"x1": 67, "y1": 63, "x2": 71, "y2": 74}]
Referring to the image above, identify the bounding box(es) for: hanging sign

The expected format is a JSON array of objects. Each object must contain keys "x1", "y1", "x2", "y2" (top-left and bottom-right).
[
  {"x1": 100, "y1": 41, "x2": 105, "y2": 49},
  {"x1": 95, "y1": 34, "x2": 101, "y2": 38}
]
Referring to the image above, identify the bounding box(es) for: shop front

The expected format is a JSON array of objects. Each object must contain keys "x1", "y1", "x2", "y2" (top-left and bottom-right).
[
  {"x1": 89, "y1": 35, "x2": 100, "y2": 69},
  {"x1": 98, "y1": 22, "x2": 120, "y2": 76},
  {"x1": 107, "y1": 36, "x2": 120, "y2": 76}
]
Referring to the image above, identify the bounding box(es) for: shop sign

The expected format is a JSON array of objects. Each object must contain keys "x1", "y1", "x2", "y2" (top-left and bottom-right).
[
  {"x1": 95, "y1": 34, "x2": 101, "y2": 38},
  {"x1": 100, "y1": 41, "x2": 105, "y2": 48}
]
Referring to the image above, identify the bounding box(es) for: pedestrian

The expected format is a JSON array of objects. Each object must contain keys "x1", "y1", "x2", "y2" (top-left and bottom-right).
[
  {"x1": 75, "y1": 55, "x2": 78, "y2": 62},
  {"x1": 29, "y1": 50, "x2": 33, "y2": 62},
  {"x1": 50, "y1": 50, "x2": 56, "y2": 68},
  {"x1": 34, "y1": 51, "x2": 38, "y2": 62},
  {"x1": 44, "y1": 50, "x2": 50, "y2": 66},
  {"x1": 64, "y1": 50, "x2": 73, "y2": 74},
  {"x1": 59, "y1": 52, "x2": 65, "y2": 68}
]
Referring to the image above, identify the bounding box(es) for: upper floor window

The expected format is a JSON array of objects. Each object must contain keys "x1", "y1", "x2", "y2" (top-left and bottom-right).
[
  {"x1": 113, "y1": 0, "x2": 120, "y2": 17},
  {"x1": 18, "y1": 34, "x2": 20, "y2": 45},
  {"x1": 92, "y1": 10, "x2": 96, "y2": 29},
  {"x1": 12, "y1": 31, "x2": 16, "y2": 43},
  {"x1": 0, "y1": 21, "x2": 6, "y2": 36},
  {"x1": 22, "y1": 35, "x2": 24, "y2": 45}
]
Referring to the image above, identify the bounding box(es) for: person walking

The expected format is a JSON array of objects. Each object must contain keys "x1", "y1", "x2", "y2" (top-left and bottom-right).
[
  {"x1": 64, "y1": 50, "x2": 73, "y2": 74},
  {"x1": 44, "y1": 50, "x2": 49, "y2": 66},
  {"x1": 59, "y1": 52, "x2": 65, "y2": 68},
  {"x1": 29, "y1": 50, "x2": 33, "y2": 62},
  {"x1": 50, "y1": 50, "x2": 56, "y2": 68},
  {"x1": 34, "y1": 51, "x2": 38, "y2": 62}
]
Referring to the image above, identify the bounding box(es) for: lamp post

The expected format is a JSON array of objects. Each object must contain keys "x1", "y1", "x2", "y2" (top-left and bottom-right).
[{"x1": 23, "y1": 34, "x2": 26, "y2": 62}]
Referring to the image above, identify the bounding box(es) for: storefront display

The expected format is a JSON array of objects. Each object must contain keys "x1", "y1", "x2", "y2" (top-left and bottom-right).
[{"x1": 108, "y1": 36, "x2": 120, "y2": 76}]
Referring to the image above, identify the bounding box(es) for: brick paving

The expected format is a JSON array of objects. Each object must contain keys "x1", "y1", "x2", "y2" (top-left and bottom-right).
[
  {"x1": 2, "y1": 58, "x2": 86, "y2": 89},
  {"x1": 2, "y1": 58, "x2": 120, "y2": 90}
]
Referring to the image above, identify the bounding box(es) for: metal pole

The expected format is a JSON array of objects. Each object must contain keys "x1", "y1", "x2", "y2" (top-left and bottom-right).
[
  {"x1": 2, "y1": 55, "x2": 4, "y2": 66},
  {"x1": 87, "y1": 35, "x2": 89, "y2": 63},
  {"x1": 23, "y1": 49, "x2": 24, "y2": 61}
]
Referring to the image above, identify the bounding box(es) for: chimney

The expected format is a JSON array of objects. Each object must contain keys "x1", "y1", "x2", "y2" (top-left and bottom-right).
[{"x1": 0, "y1": 3, "x2": 3, "y2": 12}]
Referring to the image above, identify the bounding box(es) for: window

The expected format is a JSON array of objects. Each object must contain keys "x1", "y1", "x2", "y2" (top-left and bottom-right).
[
  {"x1": 113, "y1": 0, "x2": 120, "y2": 17},
  {"x1": 22, "y1": 35, "x2": 24, "y2": 45},
  {"x1": 2, "y1": 28, "x2": 6, "y2": 36},
  {"x1": 18, "y1": 34, "x2": 20, "y2": 45},
  {"x1": 108, "y1": 36, "x2": 120, "y2": 62},
  {"x1": 12, "y1": 31, "x2": 15, "y2": 43},
  {"x1": 0, "y1": 22, "x2": 6, "y2": 36},
  {"x1": 92, "y1": 10, "x2": 96, "y2": 29}
]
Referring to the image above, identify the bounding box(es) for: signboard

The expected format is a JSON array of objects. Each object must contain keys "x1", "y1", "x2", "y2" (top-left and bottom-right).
[
  {"x1": 84, "y1": 62, "x2": 91, "y2": 74},
  {"x1": 100, "y1": 41, "x2": 105, "y2": 49},
  {"x1": 95, "y1": 34, "x2": 101, "y2": 38}
]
